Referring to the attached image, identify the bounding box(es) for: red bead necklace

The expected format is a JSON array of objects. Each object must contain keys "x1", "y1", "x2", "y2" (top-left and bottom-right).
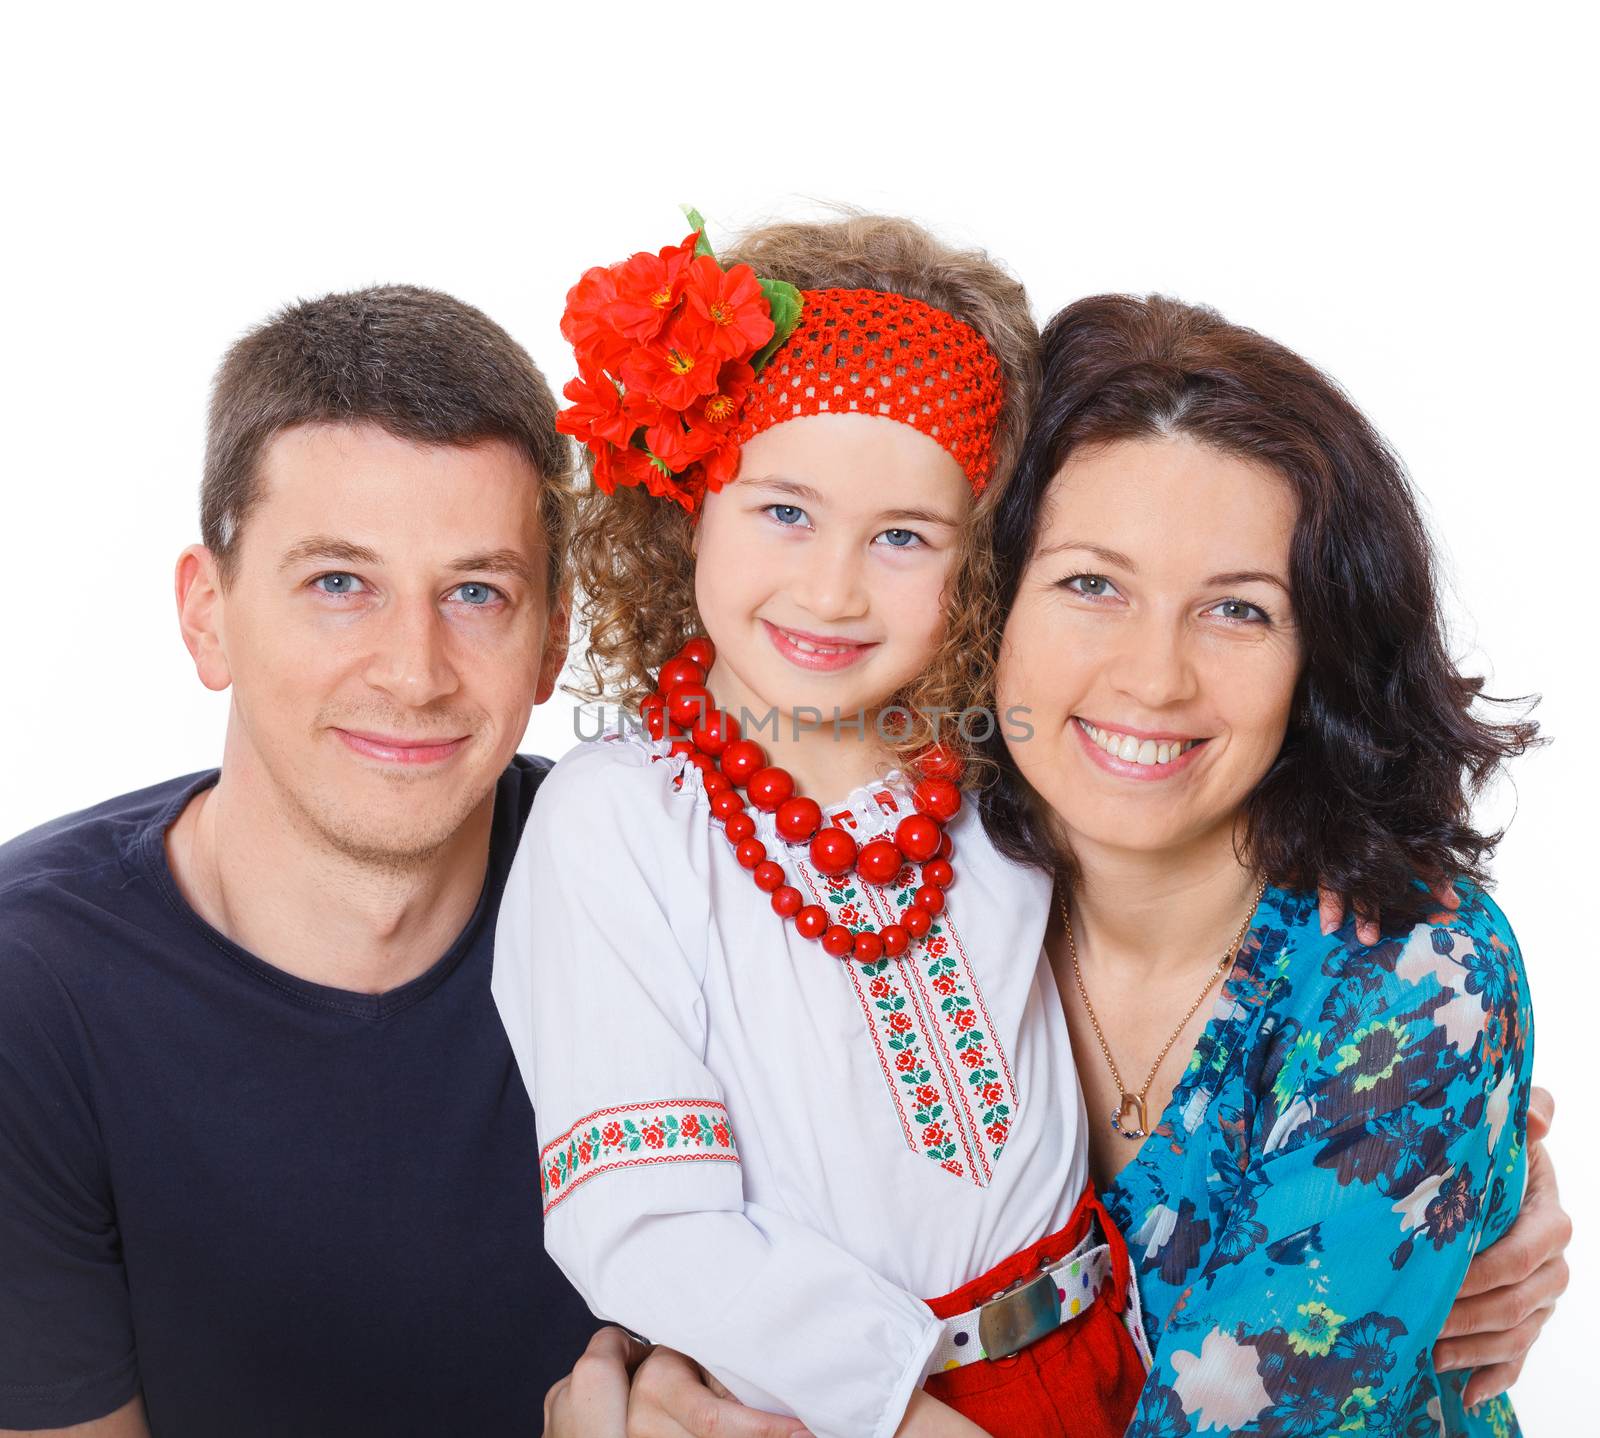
[{"x1": 639, "y1": 635, "x2": 963, "y2": 963}]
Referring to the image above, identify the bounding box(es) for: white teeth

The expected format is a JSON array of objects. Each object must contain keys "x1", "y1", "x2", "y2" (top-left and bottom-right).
[
  {"x1": 787, "y1": 634, "x2": 853, "y2": 655},
  {"x1": 1079, "y1": 721, "x2": 1197, "y2": 767}
]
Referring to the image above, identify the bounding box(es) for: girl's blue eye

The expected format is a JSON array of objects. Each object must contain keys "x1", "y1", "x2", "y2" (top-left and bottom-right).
[
  {"x1": 767, "y1": 504, "x2": 807, "y2": 526},
  {"x1": 314, "y1": 573, "x2": 365, "y2": 595},
  {"x1": 450, "y1": 582, "x2": 500, "y2": 606},
  {"x1": 876, "y1": 528, "x2": 923, "y2": 549},
  {"x1": 1207, "y1": 598, "x2": 1270, "y2": 624}
]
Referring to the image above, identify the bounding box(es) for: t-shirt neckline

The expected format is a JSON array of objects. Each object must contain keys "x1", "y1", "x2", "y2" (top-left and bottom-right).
[{"x1": 136, "y1": 769, "x2": 497, "y2": 1020}]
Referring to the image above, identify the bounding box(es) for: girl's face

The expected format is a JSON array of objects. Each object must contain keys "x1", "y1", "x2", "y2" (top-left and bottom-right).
[
  {"x1": 996, "y1": 435, "x2": 1302, "y2": 865},
  {"x1": 694, "y1": 413, "x2": 971, "y2": 733}
]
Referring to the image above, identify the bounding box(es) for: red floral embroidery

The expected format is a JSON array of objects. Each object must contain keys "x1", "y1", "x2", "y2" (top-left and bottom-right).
[{"x1": 540, "y1": 1101, "x2": 739, "y2": 1214}]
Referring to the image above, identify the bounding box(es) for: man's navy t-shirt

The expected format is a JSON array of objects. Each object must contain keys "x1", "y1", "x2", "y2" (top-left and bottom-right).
[{"x1": 0, "y1": 759, "x2": 598, "y2": 1434}]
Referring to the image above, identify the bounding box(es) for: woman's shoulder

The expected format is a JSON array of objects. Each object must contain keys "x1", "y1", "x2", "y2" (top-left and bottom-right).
[{"x1": 1253, "y1": 881, "x2": 1531, "y2": 1112}]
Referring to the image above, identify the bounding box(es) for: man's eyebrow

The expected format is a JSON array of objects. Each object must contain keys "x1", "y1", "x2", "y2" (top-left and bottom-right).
[
  {"x1": 1033, "y1": 539, "x2": 1138, "y2": 569},
  {"x1": 279, "y1": 537, "x2": 381, "y2": 571},
  {"x1": 277, "y1": 539, "x2": 535, "y2": 586},
  {"x1": 448, "y1": 549, "x2": 537, "y2": 584}
]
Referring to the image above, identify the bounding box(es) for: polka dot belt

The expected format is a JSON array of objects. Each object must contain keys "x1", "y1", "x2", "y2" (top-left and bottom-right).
[{"x1": 927, "y1": 1225, "x2": 1123, "y2": 1372}]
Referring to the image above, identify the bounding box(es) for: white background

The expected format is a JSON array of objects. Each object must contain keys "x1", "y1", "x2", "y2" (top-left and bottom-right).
[{"x1": 4, "y1": 3, "x2": 1593, "y2": 1427}]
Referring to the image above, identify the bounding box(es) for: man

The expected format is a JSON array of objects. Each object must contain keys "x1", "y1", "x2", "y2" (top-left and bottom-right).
[{"x1": 0, "y1": 286, "x2": 600, "y2": 1435}]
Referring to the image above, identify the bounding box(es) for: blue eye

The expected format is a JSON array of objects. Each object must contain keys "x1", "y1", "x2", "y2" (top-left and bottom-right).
[
  {"x1": 876, "y1": 528, "x2": 923, "y2": 549},
  {"x1": 1062, "y1": 574, "x2": 1120, "y2": 599},
  {"x1": 449, "y1": 582, "x2": 501, "y2": 606},
  {"x1": 1207, "y1": 598, "x2": 1270, "y2": 624},
  {"x1": 766, "y1": 504, "x2": 808, "y2": 527},
  {"x1": 314, "y1": 573, "x2": 365, "y2": 596}
]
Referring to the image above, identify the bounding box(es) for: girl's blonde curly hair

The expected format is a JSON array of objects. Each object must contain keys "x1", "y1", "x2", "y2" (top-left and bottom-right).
[{"x1": 565, "y1": 211, "x2": 1038, "y2": 790}]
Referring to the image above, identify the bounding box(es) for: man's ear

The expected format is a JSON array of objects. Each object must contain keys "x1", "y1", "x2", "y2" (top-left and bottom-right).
[
  {"x1": 535, "y1": 582, "x2": 572, "y2": 706},
  {"x1": 175, "y1": 544, "x2": 233, "y2": 692}
]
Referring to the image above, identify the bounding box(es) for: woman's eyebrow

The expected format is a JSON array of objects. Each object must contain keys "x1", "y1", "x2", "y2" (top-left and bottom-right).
[
  {"x1": 1034, "y1": 540, "x2": 1137, "y2": 569},
  {"x1": 1207, "y1": 569, "x2": 1291, "y2": 594}
]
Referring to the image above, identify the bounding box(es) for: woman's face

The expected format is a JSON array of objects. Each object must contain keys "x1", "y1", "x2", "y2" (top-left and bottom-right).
[
  {"x1": 996, "y1": 435, "x2": 1302, "y2": 864},
  {"x1": 693, "y1": 412, "x2": 971, "y2": 729}
]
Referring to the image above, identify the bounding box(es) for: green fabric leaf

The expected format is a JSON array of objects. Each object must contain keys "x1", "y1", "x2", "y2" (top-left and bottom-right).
[
  {"x1": 681, "y1": 206, "x2": 717, "y2": 259},
  {"x1": 751, "y1": 279, "x2": 803, "y2": 372}
]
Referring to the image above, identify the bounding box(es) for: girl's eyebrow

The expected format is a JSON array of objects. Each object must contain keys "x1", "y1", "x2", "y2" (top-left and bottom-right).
[
  {"x1": 743, "y1": 476, "x2": 959, "y2": 527},
  {"x1": 741, "y1": 476, "x2": 823, "y2": 504}
]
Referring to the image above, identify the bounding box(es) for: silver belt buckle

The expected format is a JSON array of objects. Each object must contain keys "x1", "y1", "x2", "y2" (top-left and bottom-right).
[{"x1": 976, "y1": 1270, "x2": 1062, "y2": 1360}]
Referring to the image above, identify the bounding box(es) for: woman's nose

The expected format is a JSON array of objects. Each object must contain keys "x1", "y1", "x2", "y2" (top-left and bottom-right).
[{"x1": 1105, "y1": 613, "x2": 1198, "y2": 711}]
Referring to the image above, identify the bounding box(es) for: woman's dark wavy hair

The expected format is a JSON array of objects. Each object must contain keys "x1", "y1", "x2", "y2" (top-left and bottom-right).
[{"x1": 978, "y1": 294, "x2": 1540, "y2": 928}]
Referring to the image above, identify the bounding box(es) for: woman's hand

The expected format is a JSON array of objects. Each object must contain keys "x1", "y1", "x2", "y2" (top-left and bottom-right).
[{"x1": 1434, "y1": 1086, "x2": 1572, "y2": 1408}]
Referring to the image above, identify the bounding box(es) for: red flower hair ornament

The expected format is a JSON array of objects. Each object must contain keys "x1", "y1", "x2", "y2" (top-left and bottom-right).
[{"x1": 556, "y1": 209, "x2": 1004, "y2": 512}]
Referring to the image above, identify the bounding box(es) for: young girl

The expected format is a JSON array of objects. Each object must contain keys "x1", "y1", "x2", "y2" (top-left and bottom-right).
[{"x1": 491, "y1": 213, "x2": 1149, "y2": 1438}]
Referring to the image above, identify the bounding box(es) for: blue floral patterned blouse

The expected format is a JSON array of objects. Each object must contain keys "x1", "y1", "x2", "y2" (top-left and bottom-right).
[{"x1": 1102, "y1": 882, "x2": 1532, "y2": 1438}]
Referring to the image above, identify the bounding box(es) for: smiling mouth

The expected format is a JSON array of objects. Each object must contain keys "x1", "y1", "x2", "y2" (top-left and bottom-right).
[
  {"x1": 761, "y1": 620, "x2": 879, "y2": 671},
  {"x1": 1076, "y1": 719, "x2": 1205, "y2": 768},
  {"x1": 333, "y1": 729, "x2": 470, "y2": 765}
]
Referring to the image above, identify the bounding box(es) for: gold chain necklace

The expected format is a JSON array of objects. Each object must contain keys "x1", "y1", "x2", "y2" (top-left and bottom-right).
[{"x1": 1058, "y1": 876, "x2": 1268, "y2": 1141}]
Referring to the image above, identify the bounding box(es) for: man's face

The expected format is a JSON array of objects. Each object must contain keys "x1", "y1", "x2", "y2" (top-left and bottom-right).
[{"x1": 205, "y1": 422, "x2": 564, "y2": 867}]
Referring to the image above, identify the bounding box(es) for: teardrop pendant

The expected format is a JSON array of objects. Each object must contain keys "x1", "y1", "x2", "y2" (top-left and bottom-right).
[{"x1": 1111, "y1": 1092, "x2": 1148, "y2": 1140}]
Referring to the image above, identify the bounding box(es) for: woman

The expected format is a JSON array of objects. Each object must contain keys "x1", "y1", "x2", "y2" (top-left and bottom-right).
[
  {"x1": 542, "y1": 292, "x2": 1567, "y2": 1436},
  {"x1": 983, "y1": 293, "x2": 1537, "y2": 1434}
]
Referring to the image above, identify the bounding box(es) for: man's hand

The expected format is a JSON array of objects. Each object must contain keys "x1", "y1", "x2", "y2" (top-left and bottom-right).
[
  {"x1": 544, "y1": 1328, "x2": 652, "y2": 1438},
  {"x1": 626, "y1": 1348, "x2": 809, "y2": 1438},
  {"x1": 543, "y1": 1333, "x2": 809, "y2": 1438},
  {"x1": 1434, "y1": 1086, "x2": 1572, "y2": 1408}
]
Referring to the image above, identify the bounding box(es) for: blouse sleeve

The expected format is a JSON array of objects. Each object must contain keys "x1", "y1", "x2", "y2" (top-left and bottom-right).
[
  {"x1": 491, "y1": 742, "x2": 943, "y2": 1438},
  {"x1": 1126, "y1": 888, "x2": 1534, "y2": 1438}
]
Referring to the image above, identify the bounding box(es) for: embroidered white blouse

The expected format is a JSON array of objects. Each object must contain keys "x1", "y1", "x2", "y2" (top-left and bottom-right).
[{"x1": 491, "y1": 729, "x2": 1088, "y2": 1438}]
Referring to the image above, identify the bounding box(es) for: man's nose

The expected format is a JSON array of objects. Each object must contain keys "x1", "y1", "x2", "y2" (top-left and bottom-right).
[{"x1": 362, "y1": 597, "x2": 462, "y2": 708}]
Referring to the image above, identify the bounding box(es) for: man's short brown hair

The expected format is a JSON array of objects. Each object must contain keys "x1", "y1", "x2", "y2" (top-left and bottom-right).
[{"x1": 202, "y1": 284, "x2": 575, "y2": 595}]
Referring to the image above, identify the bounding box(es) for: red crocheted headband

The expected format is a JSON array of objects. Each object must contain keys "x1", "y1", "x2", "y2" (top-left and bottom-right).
[
  {"x1": 554, "y1": 214, "x2": 1005, "y2": 512},
  {"x1": 731, "y1": 288, "x2": 1002, "y2": 491}
]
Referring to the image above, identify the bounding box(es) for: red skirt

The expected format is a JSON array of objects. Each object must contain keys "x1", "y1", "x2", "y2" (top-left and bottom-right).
[{"x1": 921, "y1": 1184, "x2": 1147, "y2": 1438}]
